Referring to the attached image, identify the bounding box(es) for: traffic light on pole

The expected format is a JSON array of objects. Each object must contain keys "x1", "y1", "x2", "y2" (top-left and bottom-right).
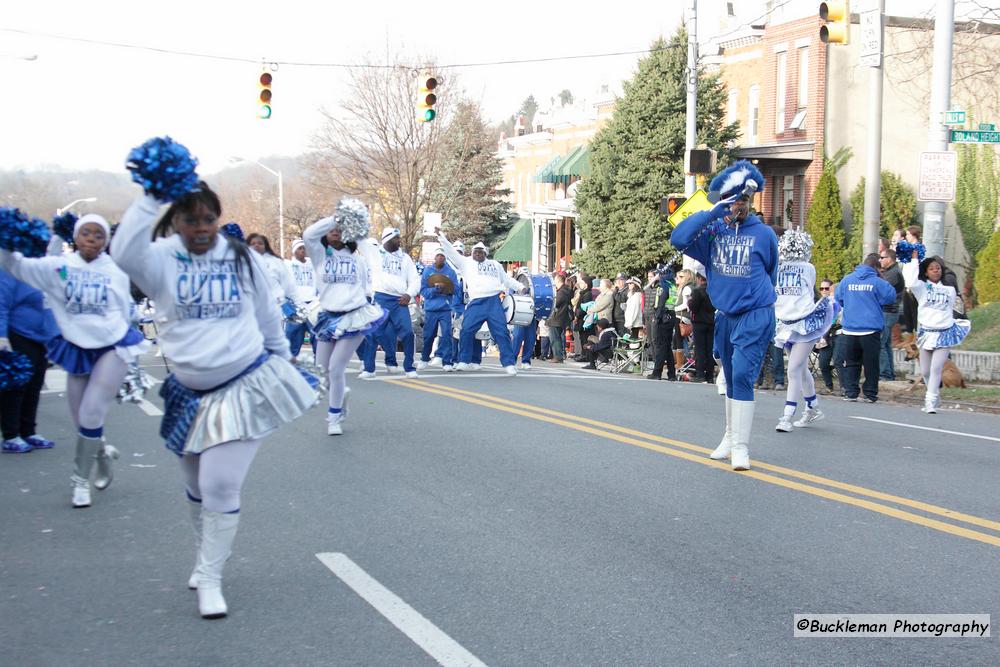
[
  {"x1": 417, "y1": 71, "x2": 438, "y2": 123},
  {"x1": 819, "y1": 1, "x2": 850, "y2": 45},
  {"x1": 258, "y1": 71, "x2": 273, "y2": 119}
]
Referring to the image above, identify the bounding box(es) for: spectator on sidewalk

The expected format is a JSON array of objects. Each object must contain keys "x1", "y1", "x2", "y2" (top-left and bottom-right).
[
  {"x1": 593, "y1": 279, "x2": 616, "y2": 322},
  {"x1": 624, "y1": 277, "x2": 645, "y2": 339},
  {"x1": 687, "y1": 273, "x2": 715, "y2": 382},
  {"x1": 546, "y1": 273, "x2": 573, "y2": 363},
  {"x1": 642, "y1": 270, "x2": 659, "y2": 351},
  {"x1": 582, "y1": 319, "x2": 616, "y2": 370},
  {"x1": 571, "y1": 274, "x2": 594, "y2": 360},
  {"x1": 835, "y1": 254, "x2": 897, "y2": 403},
  {"x1": 878, "y1": 248, "x2": 904, "y2": 380},
  {"x1": 815, "y1": 279, "x2": 844, "y2": 394},
  {"x1": 611, "y1": 273, "x2": 628, "y2": 335}
]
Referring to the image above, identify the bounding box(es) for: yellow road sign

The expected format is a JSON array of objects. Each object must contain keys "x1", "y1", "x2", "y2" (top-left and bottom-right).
[{"x1": 667, "y1": 188, "x2": 712, "y2": 227}]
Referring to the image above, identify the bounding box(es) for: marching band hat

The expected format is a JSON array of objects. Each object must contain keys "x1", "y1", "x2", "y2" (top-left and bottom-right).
[{"x1": 381, "y1": 227, "x2": 401, "y2": 243}]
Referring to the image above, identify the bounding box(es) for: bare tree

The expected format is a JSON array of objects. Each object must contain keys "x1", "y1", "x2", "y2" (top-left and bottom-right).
[{"x1": 310, "y1": 56, "x2": 451, "y2": 250}]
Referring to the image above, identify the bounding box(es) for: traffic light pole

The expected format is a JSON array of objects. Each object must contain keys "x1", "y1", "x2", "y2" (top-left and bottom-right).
[
  {"x1": 684, "y1": 0, "x2": 698, "y2": 197},
  {"x1": 920, "y1": 0, "x2": 955, "y2": 259},
  {"x1": 862, "y1": 0, "x2": 885, "y2": 259}
]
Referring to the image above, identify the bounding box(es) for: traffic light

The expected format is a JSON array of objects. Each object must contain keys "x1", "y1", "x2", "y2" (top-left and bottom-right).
[
  {"x1": 258, "y1": 71, "x2": 273, "y2": 119},
  {"x1": 659, "y1": 194, "x2": 687, "y2": 218},
  {"x1": 417, "y1": 71, "x2": 438, "y2": 123},
  {"x1": 819, "y1": 1, "x2": 850, "y2": 45}
]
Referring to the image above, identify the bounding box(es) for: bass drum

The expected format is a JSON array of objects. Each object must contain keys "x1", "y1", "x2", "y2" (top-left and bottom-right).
[
  {"x1": 516, "y1": 272, "x2": 555, "y2": 320},
  {"x1": 503, "y1": 293, "x2": 535, "y2": 327}
]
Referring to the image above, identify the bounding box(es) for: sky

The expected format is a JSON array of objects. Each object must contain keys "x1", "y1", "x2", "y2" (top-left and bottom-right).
[{"x1": 1, "y1": 0, "x2": 972, "y2": 175}]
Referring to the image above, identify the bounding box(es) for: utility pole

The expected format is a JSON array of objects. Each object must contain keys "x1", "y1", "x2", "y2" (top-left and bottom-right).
[
  {"x1": 862, "y1": 0, "x2": 886, "y2": 258},
  {"x1": 685, "y1": 0, "x2": 698, "y2": 197},
  {"x1": 920, "y1": 0, "x2": 955, "y2": 258}
]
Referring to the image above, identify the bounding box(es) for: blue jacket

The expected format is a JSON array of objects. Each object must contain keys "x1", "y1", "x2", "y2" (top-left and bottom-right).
[
  {"x1": 835, "y1": 264, "x2": 897, "y2": 332},
  {"x1": 671, "y1": 210, "x2": 778, "y2": 316},
  {"x1": 420, "y1": 263, "x2": 460, "y2": 312},
  {"x1": 0, "y1": 269, "x2": 59, "y2": 343}
]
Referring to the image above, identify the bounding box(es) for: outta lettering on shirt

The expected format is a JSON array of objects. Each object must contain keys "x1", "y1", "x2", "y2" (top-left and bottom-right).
[
  {"x1": 776, "y1": 264, "x2": 805, "y2": 296},
  {"x1": 63, "y1": 267, "x2": 110, "y2": 316},
  {"x1": 475, "y1": 261, "x2": 501, "y2": 278},
  {"x1": 173, "y1": 257, "x2": 243, "y2": 320},
  {"x1": 290, "y1": 261, "x2": 314, "y2": 287},
  {"x1": 380, "y1": 251, "x2": 404, "y2": 275},
  {"x1": 323, "y1": 255, "x2": 359, "y2": 284},
  {"x1": 711, "y1": 235, "x2": 755, "y2": 278},
  {"x1": 922, "y1": 284, "x2": 951, "y2": 311}
]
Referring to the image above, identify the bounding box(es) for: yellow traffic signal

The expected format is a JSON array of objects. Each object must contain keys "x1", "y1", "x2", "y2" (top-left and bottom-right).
[
  {"x1": 258, "y1": 72, "x2": 273, "y2": 119},
  {"x1": 820, "y1": 1, "x2": 850, "y2": 45},
  {"x1": 417, "y1": 71, "x2": 438, "y2": 123}
]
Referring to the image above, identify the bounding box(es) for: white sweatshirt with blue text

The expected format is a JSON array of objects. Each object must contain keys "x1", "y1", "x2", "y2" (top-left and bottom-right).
[
  {"x1": 302, "y1": 216, "x2": 371, "y2": 313},
  {"x1": 437, "y1": 232, "x2": 523, "y2": 300},
  {"x1": 357, "y1": 240, "x2": 420, "y2": 298}
]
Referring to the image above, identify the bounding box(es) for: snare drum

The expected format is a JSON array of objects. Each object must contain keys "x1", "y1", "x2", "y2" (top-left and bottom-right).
[{"x1": 503, "y1": 294, "x2": 535, "y2": 327}]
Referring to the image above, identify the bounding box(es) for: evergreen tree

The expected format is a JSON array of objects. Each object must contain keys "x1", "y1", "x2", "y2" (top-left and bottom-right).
[
  {"x1": 805, "y1": 150, "x2": 851, "y2": 281},
  {"x1": 975, "y1": 224, "x2": 1000, "y2": 304},
  {"x1": 427, "y1": 100, "x2": 513, "y2": 247},
  {"x1": 846, "y1": 171, "x2": 917, "y2": 266},
  {"x1": 573, "y1": 31, "x2": 740, "y2": 276}
]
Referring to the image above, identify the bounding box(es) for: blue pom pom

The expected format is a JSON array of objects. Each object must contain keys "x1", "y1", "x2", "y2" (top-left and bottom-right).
[
  {"x1": 896, "y1": 241, "x2": 926, "y2": 264},
  {"x1": 0, "y1": 207, "x2": 52, "y2": 258},
  {"x1": 0, "y1": 350, "x2": 34, "y2": 391},
  {"x1": 125, "y1": 136, "x2": 200, "y2": 203},
  {"x1": 52, "y1": 211, "x2": 78, "y2": 244},
  {"x1": 221, "y1": 222, "x2": 245, "y2": 241}
]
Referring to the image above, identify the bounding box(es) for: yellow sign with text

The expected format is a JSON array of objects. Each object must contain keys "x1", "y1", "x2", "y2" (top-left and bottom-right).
[{"x1": 667, "y1": 189, "x2": 712, "y2": 227}]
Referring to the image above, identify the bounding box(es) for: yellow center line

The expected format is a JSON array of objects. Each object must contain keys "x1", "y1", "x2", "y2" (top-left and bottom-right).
[
  {"x1": 387, "y1": 379, "x2": 1000, "y2": 550},
  {"x1": 408, "y1": 380, "x2": 1000, "y2": 534}
]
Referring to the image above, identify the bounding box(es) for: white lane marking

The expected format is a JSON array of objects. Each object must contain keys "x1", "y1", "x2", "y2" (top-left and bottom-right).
[
  {"x1": 316, "y1": 552, "x2": 488, "y2": 667},
  {"x1": 135, "y1": 398, "x2": 164, "y2": 417},
  {"x1": 849, "y1": 416, "x2": 1000, "y2": 443}
]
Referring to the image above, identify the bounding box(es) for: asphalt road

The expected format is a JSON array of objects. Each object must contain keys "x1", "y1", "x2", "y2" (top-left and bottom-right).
[{"x1": 2, "y1": 353, "x2": 999, "y2": 666}]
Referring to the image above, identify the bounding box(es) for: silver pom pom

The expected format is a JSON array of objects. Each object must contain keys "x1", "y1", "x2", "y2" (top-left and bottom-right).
[
  {"x1": 778, "y1": 228, "x2": 813, "y2": 262},
  {"x1": 334, "y1": 198, "x2": 370, "y2": 242}
]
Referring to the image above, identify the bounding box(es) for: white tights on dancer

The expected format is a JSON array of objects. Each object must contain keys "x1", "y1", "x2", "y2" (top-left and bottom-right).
[
  {"x1": 316, "y1": 337, "x2": 364, "y2": 419},
  {"x1": 919, "y1": 348, "x2": 950, "y2": 402},
  {"x1": 65, "y1": 352, "x2": 128, "y2": 435},
  {"x1": 782, "y1": 342, "x2": 817, "y2": 419},
  {"x1": 180, "y1": 439, "x2": 261, "y2": 513}
]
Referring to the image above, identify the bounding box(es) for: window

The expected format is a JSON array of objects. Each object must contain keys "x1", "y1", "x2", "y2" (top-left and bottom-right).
[
  {"x1": 782, "y1": 175, "x2": 795, "y2": 228},
  {"x1": 727, "y1": 2, "x2": 735, "y2": 15},
  {"x1": 748, "y1": 85, "x2": 760, "y2": 145},
  {"x1": 798, "y1": 47, "x2": 809, "y2": 110},
  {"x1": 775, "y1": 51, "x2": 787, "y2": 133},
  {"x1": 789, "y1": 109, "x2": 807, "y2": 130},
  {"x1": 727, "y1": 88, "x2": 739, "y2": 126}
]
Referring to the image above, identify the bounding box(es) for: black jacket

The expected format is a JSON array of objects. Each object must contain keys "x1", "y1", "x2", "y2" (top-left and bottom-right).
[
  {"x1": 546, "y1": 285, "x2": 574, "y2": 328},
  {"x1": 880, "y1": 262, "x2": 904, "y2": 313},
  {"x1": 574, "y1": 286, "x2": 594, "y2": 329},
  {"x1": 688, "y1": 285, "x2": 715, "y2": 325},
  {"x1": 611, "y1": 287, "x2": 628, "y2": 328}
]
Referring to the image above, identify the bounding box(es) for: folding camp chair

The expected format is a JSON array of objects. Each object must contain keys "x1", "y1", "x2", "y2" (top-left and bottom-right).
[{"x1": 610, "y1": 334, "x2": 646, "y2": 374}]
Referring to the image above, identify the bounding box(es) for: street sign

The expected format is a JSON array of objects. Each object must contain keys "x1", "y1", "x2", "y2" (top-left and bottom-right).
[
  {"x1": 979, "y1": 123, "x2": 996, "y2": 131},
  {"x1": 918, "y1": 151, "x2": 957, "y2": 202},
  {"x1": 950, "y1": 130, "x2": 1000, "y2": 144},
  {"x1": 859, "y1": 10, "x2": 882, "y2": 67},
  {"x1": 667, "y1": 188, "x2": 712, "y2": 227},
  {"x1": 943, "y1": 110, "x2": 967, "y2": 125}
]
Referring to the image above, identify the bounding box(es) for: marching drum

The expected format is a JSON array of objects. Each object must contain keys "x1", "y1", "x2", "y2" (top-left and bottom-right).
[
  {"x1": 452, "y1": 315, "x2": 493, "y2": 341},
  {"x1": 503, "y1": 294, "x2": 535, "y2": 327},
  {"x1": 516, "y1": 273, "x2": 555, "y2": 320}
]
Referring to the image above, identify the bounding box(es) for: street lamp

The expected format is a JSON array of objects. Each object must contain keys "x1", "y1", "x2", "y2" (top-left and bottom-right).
[
  {"x1": 56, "y1": 197, "x2": 97, "y2": 216},
  {"x1": 230, "y1": 156, "x2": 285, "y2": 256}
]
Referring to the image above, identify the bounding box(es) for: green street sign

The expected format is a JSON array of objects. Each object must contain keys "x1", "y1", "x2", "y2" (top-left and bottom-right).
[
  {"x1": 943, "y1": 110, "x2": 966, "y2": 125},
  {"x1": 979, "y1": 123, "x2": 996, "y2": 131},
  {"x1": 950, "y1": 130, "x2": 1000, "y2": 144}
]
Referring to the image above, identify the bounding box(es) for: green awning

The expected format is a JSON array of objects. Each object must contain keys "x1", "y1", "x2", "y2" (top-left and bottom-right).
[
  {"x1": 556, "y1": 145, "x2": 590, "y2": 179},
  {"x1": 534, "y1": 155, "x2": 564, "y2": 183},
  {"x1": 492, "y1": 217, "x2": 532, "y2": 262}
]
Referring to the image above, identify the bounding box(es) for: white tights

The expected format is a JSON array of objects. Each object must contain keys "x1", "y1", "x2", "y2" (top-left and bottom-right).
[
  {"x1": 783, "y1": 342, "x2": 817, "y2": 417},
  {"x1": 919, "y1": 347, "x2": 950, "y2": 401},
  {"x1": 66, "y1": 351, "x2": 128, "y2": 433},
  {"x1": 180, "y1": 438, "x2": 261, "y2": 513},
  {"x1": 316, "y1": 337, "x2": 364, "y2": 417}
]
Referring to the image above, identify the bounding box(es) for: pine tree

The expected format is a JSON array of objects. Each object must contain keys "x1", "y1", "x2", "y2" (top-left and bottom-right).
[
  {"x1": 427, "y1": 101, "x2": 513, "y2": 247},
  {"x1": 846, "y1": 171, "x2": 917, "y2": 266},
  {"x1": 805, "y1": 159, "x2": 850, "y2": 281},
  {"x1": 573, "y1": 31, "x2": 740, "y2": 277},
  {"x1": 975, "y1": 224, "x2": 1000, "y2": 304}
]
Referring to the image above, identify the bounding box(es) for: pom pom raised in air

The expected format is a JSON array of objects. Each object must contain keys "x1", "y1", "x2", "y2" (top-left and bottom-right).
[
  {"x1": 0, "y1": 207, "x2": 52, "y2": 258},
  {"x1": 333, "y1": 198, "x2": 371, "y2": 242},
  {"x1": 52, "y1": 211, "x2": 78, "y2": 245},
  {"x1": 125, "y1": 136, "x2": 200, "y2": 203}
]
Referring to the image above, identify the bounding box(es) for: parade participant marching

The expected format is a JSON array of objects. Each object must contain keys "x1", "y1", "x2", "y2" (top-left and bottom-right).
[
  {"x1": 903, "y1": 256, "x2": 971, "y2": 414},
  {"x1": 304, "y1": 200, "x2": 388, "y2": 434},
  {"x1": 670, "y1": 161, "x2": 778, "y2": 471},
  {"x1": 246, "y1": 232, "x2": 303, "y2": 318},
  {"x1": 285, "y1": 239, "x2": 319, "y2": 363},
  {"x1": 417, "y1": 247, "x2": 459, "y2": 371},
  {"x1": 113, "y1": 137, "x2": 315, "y2": 619},
  {"x1": 1, "y1": 211, "x2": 145, "y2": 506},
  {"x1": 357, "y1": 228, "x2": 420, "y2": 377},
  {"x1": 436, "y1": 229, "x2": 527, "y2": 375},
  {"x1": 510, "y1": 268, "x2": 539, "y2": 370},
  {"x1": 771, "y1": 229, "x2": 838, "y2": 432}
]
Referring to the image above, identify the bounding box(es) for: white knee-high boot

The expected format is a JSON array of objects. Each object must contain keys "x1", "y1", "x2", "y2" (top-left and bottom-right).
[
  {"x1": 709, "y1": 398, "x2": 733, "y2": 460},
  {"x1": 730, "y1": 399, "x2": 755, "y2": 471},
  {"x1": 196, "y1": 510, "x2": 240, "y2": 619},
  {"x1": 187, "y1": 499, "x2": 203, "y2": 590},
  {"x1": 71, "y1": 434, "x2": 103, "y2": 508}
]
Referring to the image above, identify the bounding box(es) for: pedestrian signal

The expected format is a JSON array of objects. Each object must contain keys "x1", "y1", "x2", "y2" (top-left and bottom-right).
[
  {"x1": 258, "y1": 72, "x2": 273, "y2": 119},
  {"x1": 417, "y1": 71, "x2": 438, "y2": 123},
  {"x1": 820, "y1": 1, "x2": 850, "y2": 45},
  {"x1": 660, "y1": 195, "x2": 687, "y2": 218}
]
